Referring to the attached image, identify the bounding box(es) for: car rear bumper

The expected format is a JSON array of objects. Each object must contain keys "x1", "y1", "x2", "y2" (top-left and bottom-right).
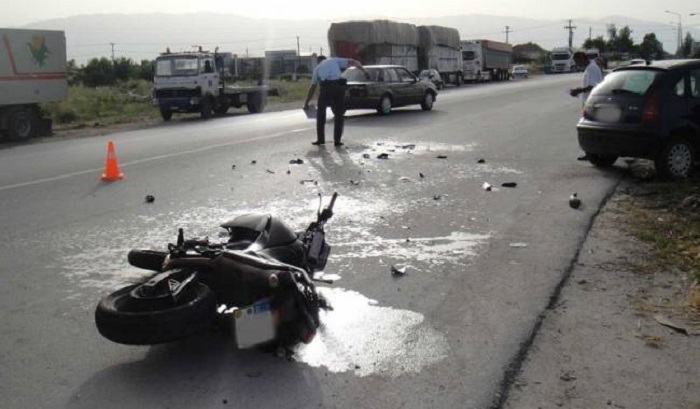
[{"x1": 577, "y1": 121, "x2": 660, "y2": 158}]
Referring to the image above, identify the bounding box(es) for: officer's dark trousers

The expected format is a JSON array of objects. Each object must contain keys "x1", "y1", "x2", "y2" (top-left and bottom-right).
[{"x1": 316, "y1": 80, "x2": 347, "y2": 144}]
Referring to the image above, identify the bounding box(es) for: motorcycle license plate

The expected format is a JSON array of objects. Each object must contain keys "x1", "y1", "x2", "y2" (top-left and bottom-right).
[{"x1": 233, "y1": 298, "x2": 275, "y2": 348}]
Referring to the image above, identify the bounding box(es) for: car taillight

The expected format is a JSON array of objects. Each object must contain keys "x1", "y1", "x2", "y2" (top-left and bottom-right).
[{"x1": 642, "y1": 92, "x2": 659, "y2": 122}]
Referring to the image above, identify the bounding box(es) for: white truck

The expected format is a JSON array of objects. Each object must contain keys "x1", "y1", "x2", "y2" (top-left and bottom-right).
[
  {"x1": 460, "y1": 39, "x2": 513, "y2": 82},
  {"x1": 153, "y1": 48, "x2": 274, "y2": 121},
  {"x1": 0, "y1": 28, "x2": 67, "y2": 140},
  {"x1": 550, "y1": 47, "x2": 577, "y2": 73},
  {"x1": 417, "y1": 25, "x2": 463, "y2": 86}
]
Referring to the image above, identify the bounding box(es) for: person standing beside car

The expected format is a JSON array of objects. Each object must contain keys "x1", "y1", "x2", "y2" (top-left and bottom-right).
[
  {"x1": 303, "y1": 55, "x2": 368, "y2": 147},
  {"x1": 570, "y1": 51, "x2": 605, "y2": 161},
  {"x1": 569, "y1": 51, "x2": 604, "y2": 104}
]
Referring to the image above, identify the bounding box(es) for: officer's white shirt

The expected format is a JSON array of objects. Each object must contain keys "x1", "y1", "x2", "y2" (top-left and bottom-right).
[{"x1": 581, "y1": 60, "x2": 604, "y2": 102}]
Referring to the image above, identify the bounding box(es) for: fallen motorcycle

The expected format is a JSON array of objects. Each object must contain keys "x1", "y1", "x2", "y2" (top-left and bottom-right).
[{"x1": 95, "y1": 193, "x2": 338, "y2": 347}]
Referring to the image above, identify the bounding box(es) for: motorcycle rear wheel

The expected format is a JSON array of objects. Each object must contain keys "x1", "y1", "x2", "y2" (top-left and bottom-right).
[{"x1": 95, "y1": 282, "x2": 216, "y2": 345}]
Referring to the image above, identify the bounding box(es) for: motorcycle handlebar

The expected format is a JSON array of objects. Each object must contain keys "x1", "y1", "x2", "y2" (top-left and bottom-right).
[{"x1": 318, "y1": 192, "x2": 338, "y2": 224}]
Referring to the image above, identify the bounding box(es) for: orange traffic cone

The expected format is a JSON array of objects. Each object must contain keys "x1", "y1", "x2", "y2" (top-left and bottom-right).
[{"x1": 101, "y1": 141, "x2": 124, "y2": 181}]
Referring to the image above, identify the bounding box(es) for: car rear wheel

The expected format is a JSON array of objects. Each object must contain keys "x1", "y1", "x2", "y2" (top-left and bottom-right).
[
  {"x1": 655, "y1": 137, "x2": 695, "y2": 179},
  {"x1": 420, "y1": 92, "x2": 434, "y2": 111},
  {"x1": 377, "y1": 95, "x2": 392, "y2": 115},
  {"x1": 587, "y1": 153, "x2": 617, "y2": 168}
]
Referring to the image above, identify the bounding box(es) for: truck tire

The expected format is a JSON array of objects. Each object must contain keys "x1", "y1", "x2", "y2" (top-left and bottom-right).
[
  {"x1": 247, "y1": 92, "x2": 266, "y2": 114},
  {"x1": 7, "y1": 106, "x2": 38, "y2": 140},
  {"x1": 95, "y1": 282, "x2": 217, "y2": 345},
  {"x1": 213, "y1": 101, "x2": 230, "y2": 116},
  {"x1": 160, "y1": 108, "x2": 172, "y2": 121},
  {"x1": 377, "y1": 95, "x2": 392, "y2": 115},
  {"x1": 200, "y1": 96, "x2": 213, "y2": 119}
]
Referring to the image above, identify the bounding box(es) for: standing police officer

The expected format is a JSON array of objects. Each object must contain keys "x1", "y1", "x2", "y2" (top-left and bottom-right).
[{"x1": 303, "y1": 55, "x2": 368, "y2": 147}]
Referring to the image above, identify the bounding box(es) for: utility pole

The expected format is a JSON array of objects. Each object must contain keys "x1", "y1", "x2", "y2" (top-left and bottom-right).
[
  {"x1": 110, "y1": 42, "x2": 115, "y2": 61},
  {"x1": 504, "y1": 26, "x2": 512, "y2": 44},
  {"x1": 564, "y1": 19, "x2": 576, "y2": 48},
  {"x1": 296, "y1": 36, "x2": 300, "y2": 76},
  {"x1": 588, "y1": 26, "x2": 592, "y2": 42}
]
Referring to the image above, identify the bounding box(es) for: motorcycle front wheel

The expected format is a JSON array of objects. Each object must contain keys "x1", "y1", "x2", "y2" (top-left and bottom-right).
[{"x1": 95, "y1": 282, "x2": 216, "y2": 345}]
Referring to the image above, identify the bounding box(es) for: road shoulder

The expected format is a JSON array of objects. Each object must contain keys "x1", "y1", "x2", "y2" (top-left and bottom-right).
[{"x1": 504, "y1": 180, "x2": 700, "y2": 409}]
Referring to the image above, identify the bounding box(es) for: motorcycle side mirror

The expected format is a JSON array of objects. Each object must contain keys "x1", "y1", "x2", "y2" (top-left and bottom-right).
[{"x1": 177, "y1": 228, "x2": 184, "y2": 247}]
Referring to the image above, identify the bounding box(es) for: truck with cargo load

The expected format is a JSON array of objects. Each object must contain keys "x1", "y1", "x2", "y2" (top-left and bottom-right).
[
  {"x1": 328, "y1": 20, "x2": 463, "y2": 86},
  {"x1": 417, "y1": 25, "x2": 463, "y2": 86},
  {"x1": 328, "y1": 20, "x2": 421, "y2": 72},
  {"x1": 0, "y1": 28, "x2": 67, "y2": 140},
  {"x1": 460, "y1": 39, "x2": 513, "y2": 82},
  {"x1": 153, "y1": 48, "x2": 277, "y2": 121}
]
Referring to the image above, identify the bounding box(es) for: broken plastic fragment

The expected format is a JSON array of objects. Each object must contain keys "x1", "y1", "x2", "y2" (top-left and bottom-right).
[
  {"x1": 477, "y1": 159, "x2": 486, "y2": 164},
  {"x1": 266, "y1": 169, "x2": 275, "y2": 174},
  {"x1": 251, "y1": 160, "x2": 257, "y2": 165},
  {"x1": 501, "y1": 182, "x2": 517, "y2": 188},
  {"x1": 231, "y1": 164, "x2": 236, "y2": 170},
  {"x1": 419, "y1": 173, "x2": 425, "y2": 179},
  {"x1": 482, "y1": 182, "x2": 492, "y2": 191},
  {"x1": 363, "y1": 153, "x2": 370, "y2": 159},
  {"x1": 569, "y1": 193, "x2": 581, "y2": 209},
  {"x1": 145, "y1": 195, "x2": 155, "y2": 203},
  {"x1": 391, "y1": 265, "x2": 407, "y2": 276},
  {"x1": 377, "y1": 153, "x2": 389, "y2": 159},
  {"x1": 289, "y1": 158, "x2": 304, "y2": 165},
  {"x1": 436, "y1": 155, "x2": 447, "y2": 159},
  {"x1": 350, "y1": 180, "x2": 361, "y2": 185}
]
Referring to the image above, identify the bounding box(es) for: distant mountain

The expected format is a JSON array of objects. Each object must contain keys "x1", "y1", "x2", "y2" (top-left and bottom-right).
[{"x1": 22, "y1": 13, "x2": 695, "y2": 65}]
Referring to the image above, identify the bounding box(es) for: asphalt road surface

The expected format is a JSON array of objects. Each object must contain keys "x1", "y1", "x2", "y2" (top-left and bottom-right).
[{"x1": 0, "y1": 74, "x2": 624, "y2": 409}]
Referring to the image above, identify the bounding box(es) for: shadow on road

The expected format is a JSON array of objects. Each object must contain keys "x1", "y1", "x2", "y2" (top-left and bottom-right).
[{"x1": 65, "y1": 331, "x2": 322, "y2": 409}]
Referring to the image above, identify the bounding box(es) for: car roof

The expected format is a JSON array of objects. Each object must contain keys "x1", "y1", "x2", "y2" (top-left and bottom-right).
[{"x1": 614, "y1": 59, "x2": 700, "y2": 72}]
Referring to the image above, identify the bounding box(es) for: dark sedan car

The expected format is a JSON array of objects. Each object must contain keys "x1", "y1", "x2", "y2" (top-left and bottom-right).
[
  {"x1": 577, "y1": 59, "x2": 700, "y2": 179},
  {"x1": 342, "y1": 65, "x2": 438, "y2": 115}
]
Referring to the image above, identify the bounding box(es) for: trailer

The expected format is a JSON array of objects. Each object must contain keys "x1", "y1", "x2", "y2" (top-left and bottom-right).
[
  {"x1": 0, "y1": 28, "x2": 67, "y2": 140},
  {"x1": 328, "y1": 20, "x2": 420, "y2": 72},
  {"x1": 153, "y1": 48, "x2": 276, "y2": 121},
  {"x1": 460, "y1": 39, "x2": 513, "y2": 82},
  {"x1": 417, "y1": 25, "x2": 463, "y2": 86}
]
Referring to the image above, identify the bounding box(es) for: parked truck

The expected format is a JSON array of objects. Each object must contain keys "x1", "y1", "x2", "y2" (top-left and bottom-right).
[
  {"x1": 153, "y1": 48, "x2": 275, "y2": 121},
  {"x1": 417, "y1": 25, "x2": 463, "y2": 86},
  {"x1": 0, "y1": 28, "x2": 67, "y2": 140},
  {"x1": 328, "y1": 20, "x2": 465, "y2": 86},
  {"x1": 550, "y1": 47, "x2": 577, "y2": 73},
  {"x1": 460, "y1": 39, "x2": 513, "y2": 82},
  {"x1": 328, "y1": 20, "x2": 421, "y2": 72}
]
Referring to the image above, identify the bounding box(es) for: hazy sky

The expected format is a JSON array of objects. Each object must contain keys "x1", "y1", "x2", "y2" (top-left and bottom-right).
[{"x1": 4, "y1": 0, "x2": 700, "y2": 27}]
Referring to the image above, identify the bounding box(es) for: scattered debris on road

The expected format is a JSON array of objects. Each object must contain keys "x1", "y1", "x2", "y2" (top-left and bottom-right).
[
  {"x1": 483, "y1": 182, "x2": 492, "y2": 191},
  {"x1": 437, "y1": 155, "x2": 447, "y2": 159},
  {"x1": 231, "y1": 164, "x2": 236, "y2": 170},
  {"x1": 145, "y1": 195, "x2": 155, "y2": 203},
  {"x1": 377, "y1": 153, "x2": 390, "y2": 160},
  {"x1": 251, "y1": 160, "x2": 257, "y2": 165},
  {"x1": 419, "y1": 172, "x2": 425, "y2": 179},
  {"x1": 391, "y1": 265, "x2": 407, "y2": 276},
  {"x1": 501, "y1": 182, "x2": 518, "y2": 188},
  {"x1": 266, "y1": 169, "x2": 275, "y2": 174},
  {"x1": 569, "y1": 193, "x2": 581, "y2": 209},
  {"x1": 477, "y1": 158, "x2": 486, "y2": 164},
  {"x1": 289, "y1": 158, "x2": 304, "y2": 165}
]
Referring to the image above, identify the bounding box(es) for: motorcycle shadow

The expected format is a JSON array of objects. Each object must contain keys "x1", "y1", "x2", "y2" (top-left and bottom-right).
[{"x1": 65, "y1": 329, "x2": 324, "y2": 409}]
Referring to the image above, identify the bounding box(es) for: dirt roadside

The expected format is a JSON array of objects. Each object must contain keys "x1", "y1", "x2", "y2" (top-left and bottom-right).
[{"x1": 504, "y1": 178, "x2": 700, "y2": 409}]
